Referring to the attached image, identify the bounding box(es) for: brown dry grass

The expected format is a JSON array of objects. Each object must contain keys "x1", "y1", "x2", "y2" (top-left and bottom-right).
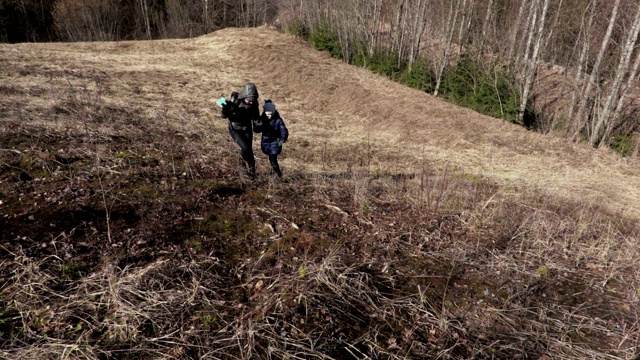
[
  {"x1": 3, "y1": 26, "x2": 639, "y2": 219},
  {"x1": 1, "y1": 26, "x2": 639, "y2": 359}
]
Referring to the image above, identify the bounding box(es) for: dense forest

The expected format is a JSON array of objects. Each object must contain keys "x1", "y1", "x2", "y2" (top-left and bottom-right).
[{"x1": 2, "y1": 0, "x2": 640, "y2": 155}]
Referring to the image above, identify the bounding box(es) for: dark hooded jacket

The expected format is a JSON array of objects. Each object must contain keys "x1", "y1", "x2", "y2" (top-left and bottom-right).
[
  {"x1": 221, "y1": 83, "x2": 260, "y2": 131},
  {"x1": 254, "y1": 109, "x2": 289, "y2": 155}
]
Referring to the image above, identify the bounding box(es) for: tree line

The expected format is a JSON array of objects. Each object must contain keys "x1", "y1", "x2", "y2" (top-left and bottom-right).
[
  {"x1": 2, "y1": 0, "x2": 640, "y2": 154},
  {"x1": 292, "y1": 0, "x2": 640, "y2": 153},
  {"x1": 0, "y1": 0, "x2": 275, "y2": 42}
]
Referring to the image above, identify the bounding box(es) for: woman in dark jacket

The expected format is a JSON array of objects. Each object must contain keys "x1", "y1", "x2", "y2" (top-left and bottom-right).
[
  {"x1": 253, "y1": 100, "x2": 289, "y2": 178},
  {"x1": 220, "y1": 82, "x2": 260, "y2": 178}
]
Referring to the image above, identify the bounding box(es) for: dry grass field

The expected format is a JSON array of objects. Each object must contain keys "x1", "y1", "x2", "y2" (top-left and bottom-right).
[{"x1": 1, "y1": 26, "x2": 639, "y2": 359}]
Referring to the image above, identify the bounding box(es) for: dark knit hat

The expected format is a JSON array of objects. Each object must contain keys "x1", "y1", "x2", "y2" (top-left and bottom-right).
[{"x1": 264, "y1": 101, "x2": 276, "y2": 113}]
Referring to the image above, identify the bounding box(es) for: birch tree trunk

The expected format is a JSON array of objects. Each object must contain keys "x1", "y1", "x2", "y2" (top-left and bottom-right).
[
  {"x1": 390, "y1": 0, "x2": 404, "y2": 55},
  {"x1": 602, "y1": 45, "x2": 640, "y2": 145},
  {"x1": 566, "y1": 0, "x2": 596, "y2": 123},
  {"x1": 573, "y1": 0, "x2": 620, "y2": 141},
  {"x1": 507, "y1": 0, "x2": 528, "y2": 61},
  {"x1": 590, "y1": 3, "x2": 640, "y2": 146},
  {"x1": 517, "y1": 0, "x2": 549, "y2": 125},
  {"x1": 519, "y1": 0, "x2": 539, "y2": 71},
  {"x1": 455, "y1": 0, "x2": 468, "y2": 62},
  {"x1": 542, "y1": 0, "x2": 564, "y2": 59},
  {"x1": 458, "y1": 0, "x2": 475, "y2": 61},
  {"x1": 204, "y1": 0, "x2": 208, "y2": 29},
  {"x1": 478, "y1": 0, "x2": 495, "y2": 57},
  {"x1": 240, "y1": 0, "x2": 248, "y2": 26},
  {"x1": 366, "y1": 0, "x2": 382, "y2": 56},
  {"x1": 408, "y1": 0, "x2": 428, "y2": 68},
  {"x1": 140, "y1": 0, "x2": 151, "y2": 39},
  {"x1": 396, "y1": 0, "x2": 409, "y2": 65},
  {"x1": 434, "y1": 0, "x2": 462, "y2": 97}
]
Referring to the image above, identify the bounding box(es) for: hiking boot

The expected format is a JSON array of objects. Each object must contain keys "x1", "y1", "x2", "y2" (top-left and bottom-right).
[{"x1": 246, "y1": 168, "x2": 256, "y2": 180}]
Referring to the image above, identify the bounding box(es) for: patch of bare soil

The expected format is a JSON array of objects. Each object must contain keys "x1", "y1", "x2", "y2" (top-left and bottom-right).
[{"x1": 0, "y1": 27, "x2": 639, "y2": 359}]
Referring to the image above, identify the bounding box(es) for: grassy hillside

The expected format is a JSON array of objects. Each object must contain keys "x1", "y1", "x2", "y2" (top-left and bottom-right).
[{"x1": 1, "y1": 26, "x2": 639, "y2": 359}]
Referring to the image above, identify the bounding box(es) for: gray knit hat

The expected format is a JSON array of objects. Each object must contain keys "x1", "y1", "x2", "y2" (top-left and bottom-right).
[{"x1": 264, "y1": 101, "x2": 276, "y2": 113}]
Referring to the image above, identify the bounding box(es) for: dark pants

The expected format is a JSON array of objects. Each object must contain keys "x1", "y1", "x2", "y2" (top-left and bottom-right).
[
  {"x1": 268, "y1": 154, "x2": 282, "y2": 178},
  {"x1": 229, "y1": 127, "x2": 255, "y2": 176}
]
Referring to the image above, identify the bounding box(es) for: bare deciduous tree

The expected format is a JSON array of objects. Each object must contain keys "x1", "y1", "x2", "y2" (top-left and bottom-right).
[
  {"x1": 53, "y1": 0, "x2": 120, "y2": 41},
  {"x1": 591, "y1": 2, "x2": 640, "y2": 146},
  {"x1": 139, "y1": 0, "x2": 152, "y2": 39},
  {"x1": 478, "y1": 0, "x2": 494, "y2": 57},
  {"x1": 573, "y1": 0, "x2": 621, "y2": 141},
  {"x1": 566, "y1": 0, "x2": 596, "y2": 125},
  {"x1": 517, "y1": 0, "x2": 550, "y2": 125},
  {"x1": 433, "y1": 0, "x2": 463, "y2": 97},
  {"x1": 507, "y1": 0, "x2": 528, "y2": 61}
]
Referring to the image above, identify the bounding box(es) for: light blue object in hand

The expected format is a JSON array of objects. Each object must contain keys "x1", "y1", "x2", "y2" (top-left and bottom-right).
[{"x1": 216, "y1": 98, "x2": 227, "y2": 107}]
